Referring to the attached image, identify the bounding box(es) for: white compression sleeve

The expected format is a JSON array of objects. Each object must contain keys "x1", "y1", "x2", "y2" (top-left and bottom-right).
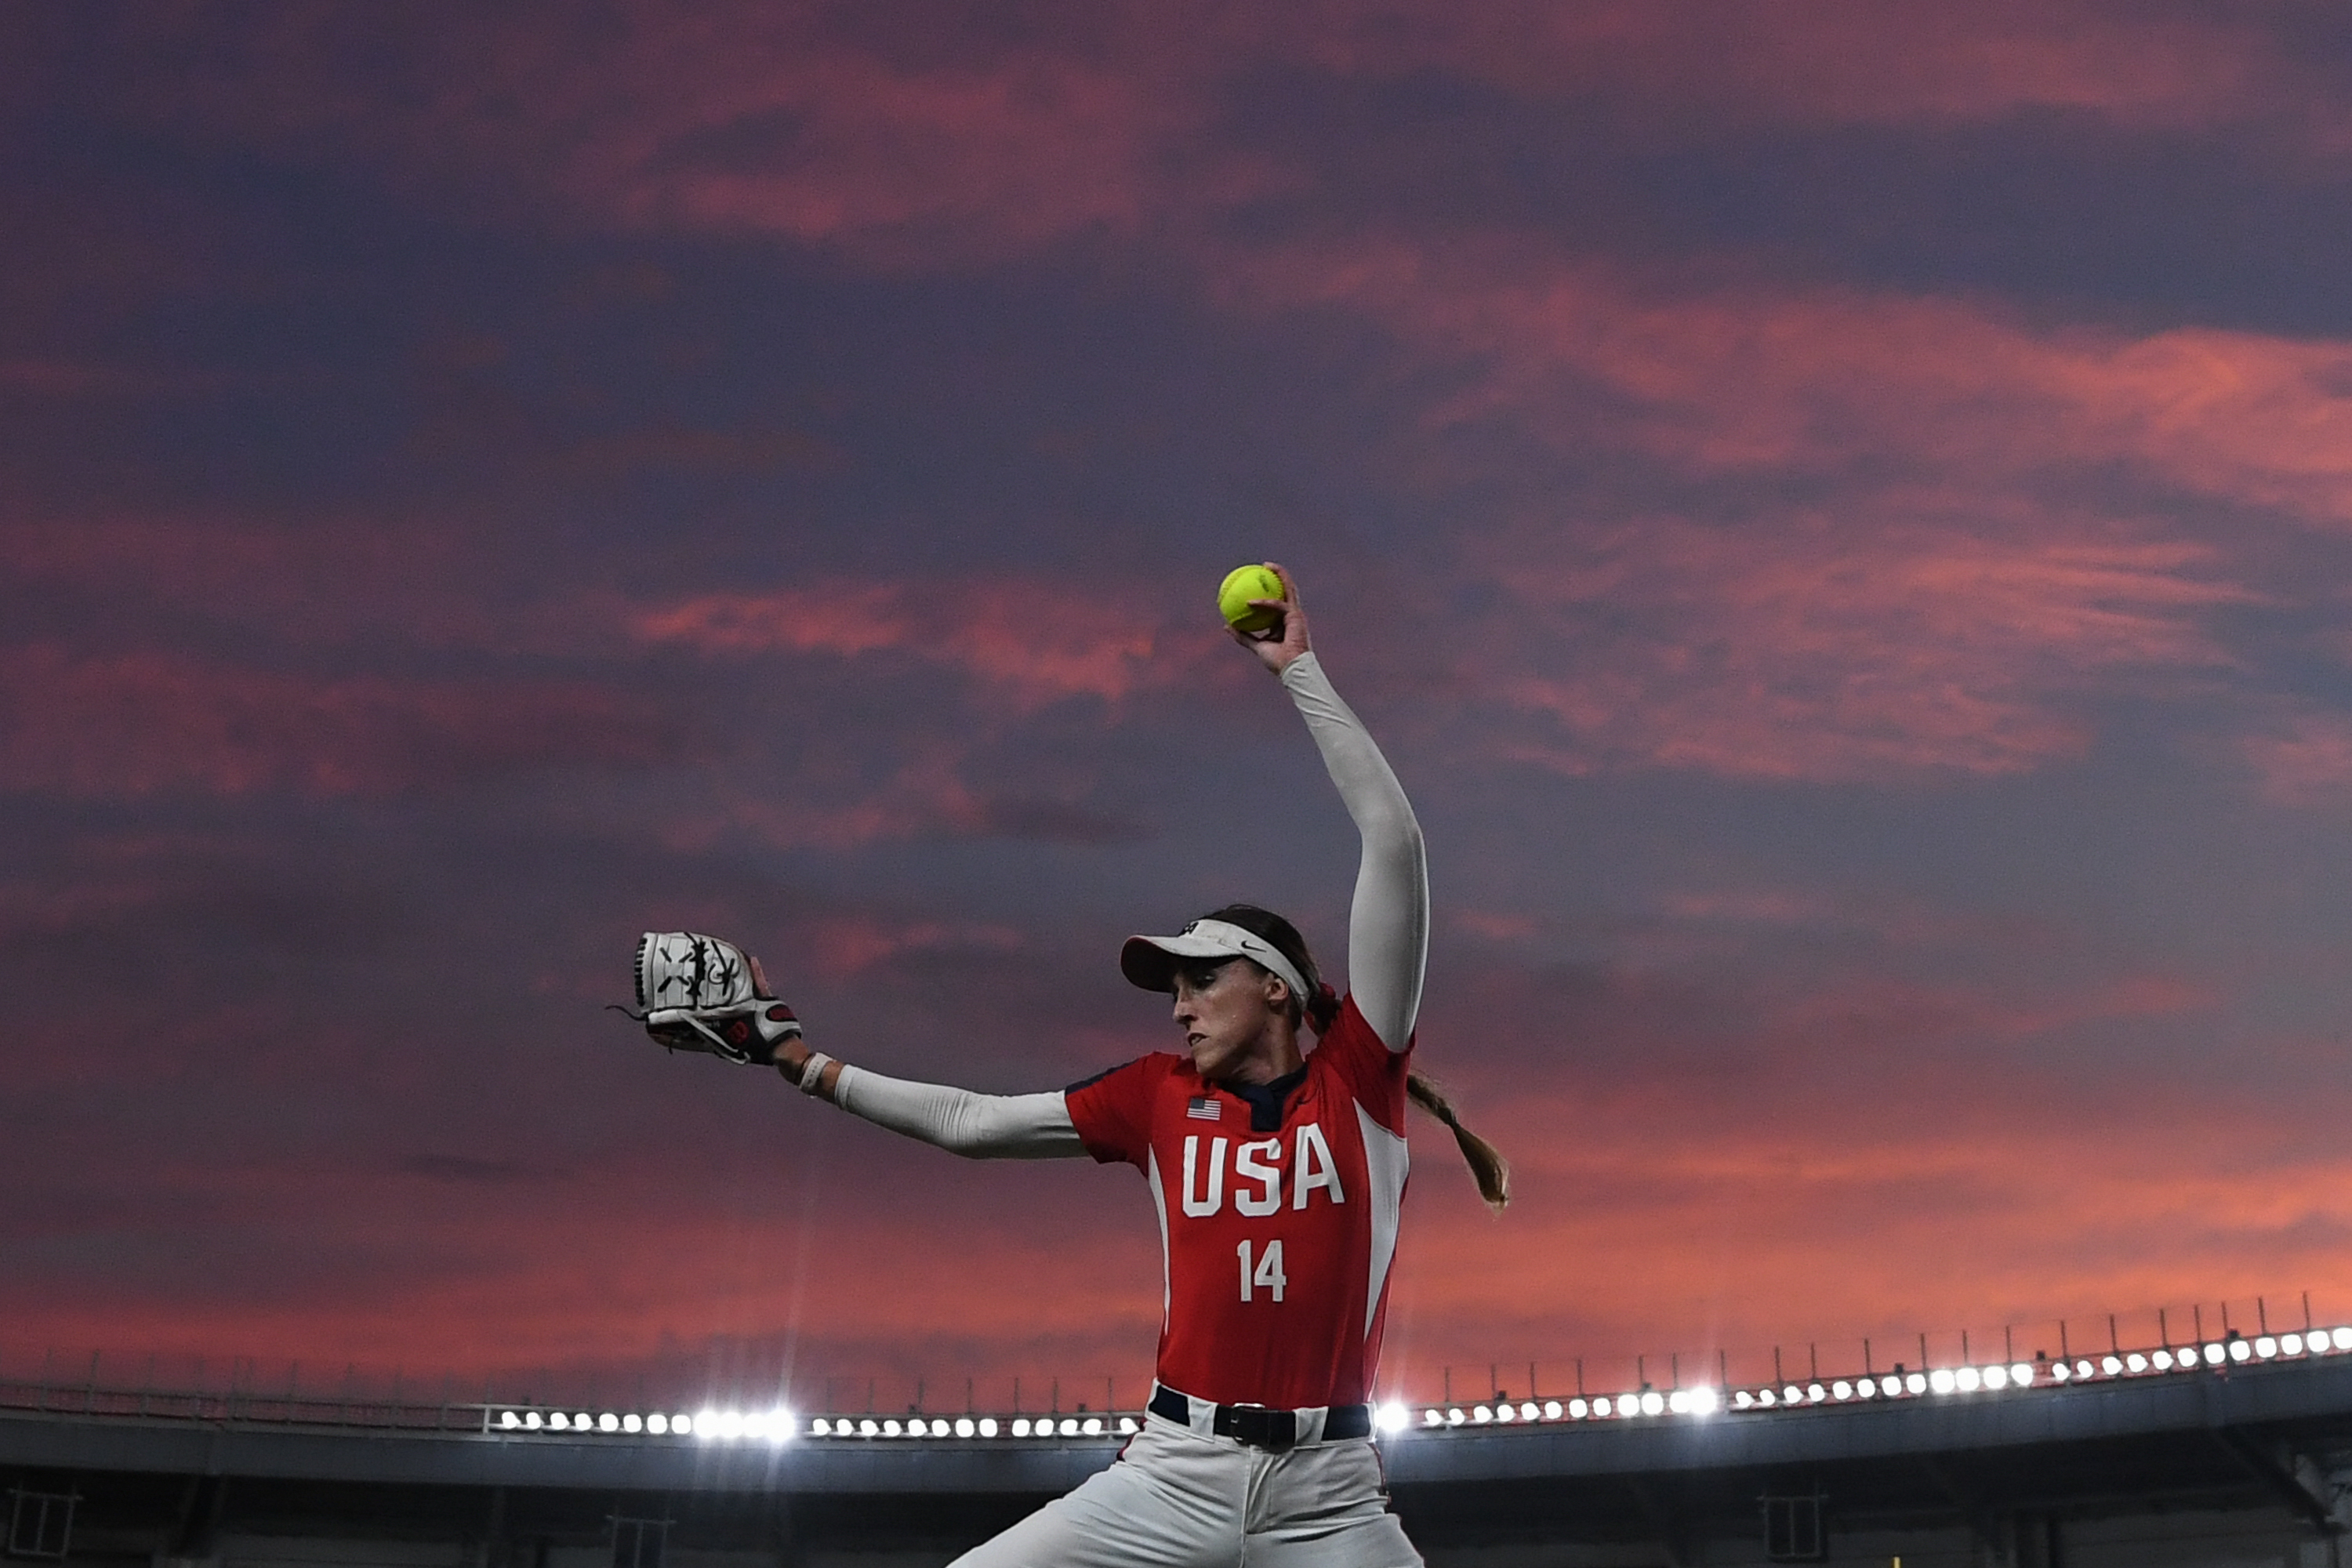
[
  {"x1": 831, "y1": 1066, "x2": 1087, "y2": 1160},
  {"x1": 1279, "y1": 651, "x2": 1428, "y2": 1052}
]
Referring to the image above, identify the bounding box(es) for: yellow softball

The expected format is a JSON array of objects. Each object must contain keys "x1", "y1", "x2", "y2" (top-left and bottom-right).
[{"x1": 1217, "y1": 564, "x2": 1287, "y2": 634}]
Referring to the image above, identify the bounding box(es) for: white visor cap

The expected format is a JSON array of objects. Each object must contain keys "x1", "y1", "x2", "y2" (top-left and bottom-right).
[{"x1": 1120, "y1": 919, "x2": 1313, "y2": 1007}]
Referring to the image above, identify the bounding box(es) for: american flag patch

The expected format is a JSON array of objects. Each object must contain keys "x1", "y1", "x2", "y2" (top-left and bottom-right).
[{"x1": 1186, "y1": 1096, "x2": 1221, "y2": 1121}]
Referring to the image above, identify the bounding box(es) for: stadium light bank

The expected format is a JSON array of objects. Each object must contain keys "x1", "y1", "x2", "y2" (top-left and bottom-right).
[{"x1": 476, "y1": 1325, "x2": 2352, "y2": 1446}]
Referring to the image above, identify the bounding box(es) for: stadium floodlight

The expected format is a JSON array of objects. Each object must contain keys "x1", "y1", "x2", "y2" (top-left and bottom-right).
[
  {"x1": 1757, "y1": 1389, "x2": 1777, "y2": 1406},
  {"x1": 1472, "y1": 1405, "x2": 1494, "y2": 1423},
  {"x1": 1493, "y1": 1402, "x2": 1515, "y2": 1423},
  {"x1": 2011, "y1": 1362, "x2": 2033, "y2": 1385},
  {"x1": 1374, "y1": 1403, "x2": 1410, "y2": 1435},
  {"x1": 2333, "y1": 1328, "x2": 2352, "y2": 1352},
  {"x1": 1569, "y1": 1398, "x2": 1589, "y2": 1418},
  {"x1": 1686, "y1": 1386, "x2": 1720, "y2": 1417},
  {"x1": 954, "y1": 1417, "x2": 976, "y2": 1437},
  {"x1": 1831, "y1": 1380, "x2": 1853, "y2": 1400},
  {"x1": 1928, "y1": 1370, "x2": 1955, "y2": 1396},
  {"x1": 1640, "y1": 1391, "x2": 1666, "y2": 1417},
  {"x1": 771, "y1": 1410, "x2": 797, "y2": 1443},
  {"x1": 811, "y1": 1419, "x2": 831, "y2": 1436},
  {"x1": 548, "y1": 1413, "x2": 569, "y2": 1432},
  {"x1": 1081, "y1": 1417, "x2": 1103, "y2": 1436},
  {"x1": 2051, "y1": 1363, "x2": 2071, "y2": 1382},
  {"x1": 1543, "y1": 1400, "x2": 1563, "y2": 1419},
  {"x1": 1446, "y1": 1406, "x2": 1466, "y2": 1425},
  {"x1": 1592, "y1": 1397, "x2": 1613, "y2": 1417},
  {"x1": 1423, "y1": 1409, "x2": 1443, "y2": 1427},
  {"x1": 622, "y1": 1414, "x2": 642, "y2": 1433},
  {"x1": 2229, "y1": 1339, "x2": 2252, "y2": 1363},
  {"x1": 2100, "y1": 1356, "x2": 2121, "y2": 1375},
  {"x1": 1955, "y1": 1367, "x2": 1981, "y2": 1392},
  {"x1": 978, "y1": 1418, "x2": 999, "y2": 1436},
  {"x1": 499, "y1": 1411, "x2": 520, "y2": 1430},
  {"x1": 2152, "y1": 1349, "x2": 2174, "y2": 1370},
  {"x1": 2126, "y1": 1353, "x2": 2148, "y2": 1373},
  {"x1": 598, "y1": 1413, "x2": 619, "y2": 1433},
  {"x1": 1857, "y1": 1378, "x2": 1877, "y2": 1399},
  {"x1": 1904, "y1": 1373, "x2": 1927, "y2": 1395},
  {"x1": 2256, "y1": 1336, "x2": 2278, "y2": 1359},
  {"x1": 1982, "y1": 1367, "x2": 2007, "y2": 1390},
  {"x1": 2282, "y1": 1334, "x2": 2304, "y2": 1356},
  {"x1": 1665, "y1": 1391, "x2": 1689, "y2": 1415},
  {"x1": 1733, "y1": 1392, "x2": 1755, "y2": 1410},
  {"x1": 1012, "y1": 1418, "x2": 1031, "y2": 1436}
]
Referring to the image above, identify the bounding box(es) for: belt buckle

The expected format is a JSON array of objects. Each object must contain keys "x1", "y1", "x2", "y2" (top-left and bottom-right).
[{"x1": 1239, "y1": 1405, "x2": 1296, "y2": 1451}]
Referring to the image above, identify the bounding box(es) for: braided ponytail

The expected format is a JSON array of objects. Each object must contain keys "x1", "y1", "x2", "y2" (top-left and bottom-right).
[
  {"x1": 1197, "y1": 903, "x2": 1510, "y2": 1210},
  {"x1": 1406, "y1": 1070, "x2": 1511, "y2": 1210}
]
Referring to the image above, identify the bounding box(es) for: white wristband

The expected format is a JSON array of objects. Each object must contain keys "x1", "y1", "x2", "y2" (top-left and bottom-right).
[{"x1": 795, "y1": 1051, "x2": 836, "y2": 1095}]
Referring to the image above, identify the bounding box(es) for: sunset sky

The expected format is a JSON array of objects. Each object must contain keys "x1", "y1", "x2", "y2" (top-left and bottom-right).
[{"x1": 11, "y1": 2, "x2": 2352, "y2": 1414}]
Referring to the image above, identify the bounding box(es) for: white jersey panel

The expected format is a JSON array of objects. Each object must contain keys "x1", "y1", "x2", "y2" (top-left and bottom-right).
[{"x1": 1356, "y1": 1102, "x2": 1410, "y2": 1338}]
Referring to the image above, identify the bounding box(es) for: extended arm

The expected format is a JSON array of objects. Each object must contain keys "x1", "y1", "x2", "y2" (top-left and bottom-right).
[
  {"x1": 1239, "y1": 566, "x2": 1428, "y2": 1051},
  {"x1": 779, "y1": 1048, "x2": 1088, "y2": 1159}
]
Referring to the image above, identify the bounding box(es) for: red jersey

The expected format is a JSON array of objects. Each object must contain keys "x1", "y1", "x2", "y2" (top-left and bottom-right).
[{"x1": 1064, "y1": 996, "x2": 1412, "y2": 1410}]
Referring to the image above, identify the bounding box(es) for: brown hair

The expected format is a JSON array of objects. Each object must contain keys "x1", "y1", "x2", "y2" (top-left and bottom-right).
[{"x1": 1198, "y1": 904, "x2": 1510, "y2": 1211}]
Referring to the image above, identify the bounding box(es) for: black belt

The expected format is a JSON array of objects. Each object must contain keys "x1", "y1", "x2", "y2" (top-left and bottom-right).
[{"x1": 1148, "y1": 1385, "x2": 1372, "y2": 1450}]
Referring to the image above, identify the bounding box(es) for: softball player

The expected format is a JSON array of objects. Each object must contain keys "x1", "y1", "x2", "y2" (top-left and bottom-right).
[{"x1": 655, "y1": 564, "x2": 1504, "y2": 1568}]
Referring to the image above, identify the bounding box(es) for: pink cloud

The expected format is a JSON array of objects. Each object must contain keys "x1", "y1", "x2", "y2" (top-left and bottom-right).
[
  {"x1": 800, "y1": 913, "x2": 1024, "y2": 977},
  {"x1": 1473, "y1": 517, "x2": 2253, "y2": 780},
  {"x1": 118, "y1": 4, "x2": 2337, "y2": 274},
  {"x1": 1269, "y1": 2, "x2": 2282, "y2": 134},
  {"x1": 632, "y1": 579, "x2": 1198, "y2": 709},
  {"x1": 1216, "y1": 240, "x2": 2352, "y2": 529},
  {"x1": 1384, "y1": 1065, "x2": 2352, "y2": 1392},
  {"x1": 2241, "y1": 712, "x2": 2352, "y2": 806},
  {"x1": 0, "y1": 644, "x2": 677, "y2": 797}
]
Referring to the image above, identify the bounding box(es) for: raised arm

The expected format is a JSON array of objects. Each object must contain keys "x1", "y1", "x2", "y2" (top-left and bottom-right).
[
  {"x1": 1236, "y1": 565, "x2": 1428, "y2": 1051},
  {"x1": 777, "y1": 1044, "x2": 1087, "y2": 1159}
]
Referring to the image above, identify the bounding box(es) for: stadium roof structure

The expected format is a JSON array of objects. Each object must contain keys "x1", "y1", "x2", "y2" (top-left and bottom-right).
[{"x1": 5, "y1": 1343, "x2": 2352, "y2": 1566}]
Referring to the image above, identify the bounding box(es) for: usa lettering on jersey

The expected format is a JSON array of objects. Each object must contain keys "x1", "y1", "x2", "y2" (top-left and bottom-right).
[{"x1": 1178, "y1": 1125, "x2": 1346, "y2": 1217}]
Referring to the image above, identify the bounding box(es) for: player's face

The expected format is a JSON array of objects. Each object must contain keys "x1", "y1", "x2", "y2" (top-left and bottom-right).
[{"x1": 1171, "y1": 957, "x2": 1294, "y2": 1083}]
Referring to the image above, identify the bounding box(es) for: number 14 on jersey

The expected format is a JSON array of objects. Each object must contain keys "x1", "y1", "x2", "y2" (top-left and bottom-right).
[{"x1": 1237, "y1": 1238, "x2": 1287, "y2": 1302}]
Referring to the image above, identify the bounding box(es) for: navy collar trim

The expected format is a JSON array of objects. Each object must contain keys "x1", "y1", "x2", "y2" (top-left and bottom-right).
[{"x1": 1220, "y1": 1064, "x2": 1308, "y2": 1134}]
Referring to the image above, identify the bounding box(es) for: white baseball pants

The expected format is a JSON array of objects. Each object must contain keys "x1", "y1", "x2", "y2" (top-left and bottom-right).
[{"x1": 946, "y1": 1414, "x2": 1422, "y2": 1568}]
